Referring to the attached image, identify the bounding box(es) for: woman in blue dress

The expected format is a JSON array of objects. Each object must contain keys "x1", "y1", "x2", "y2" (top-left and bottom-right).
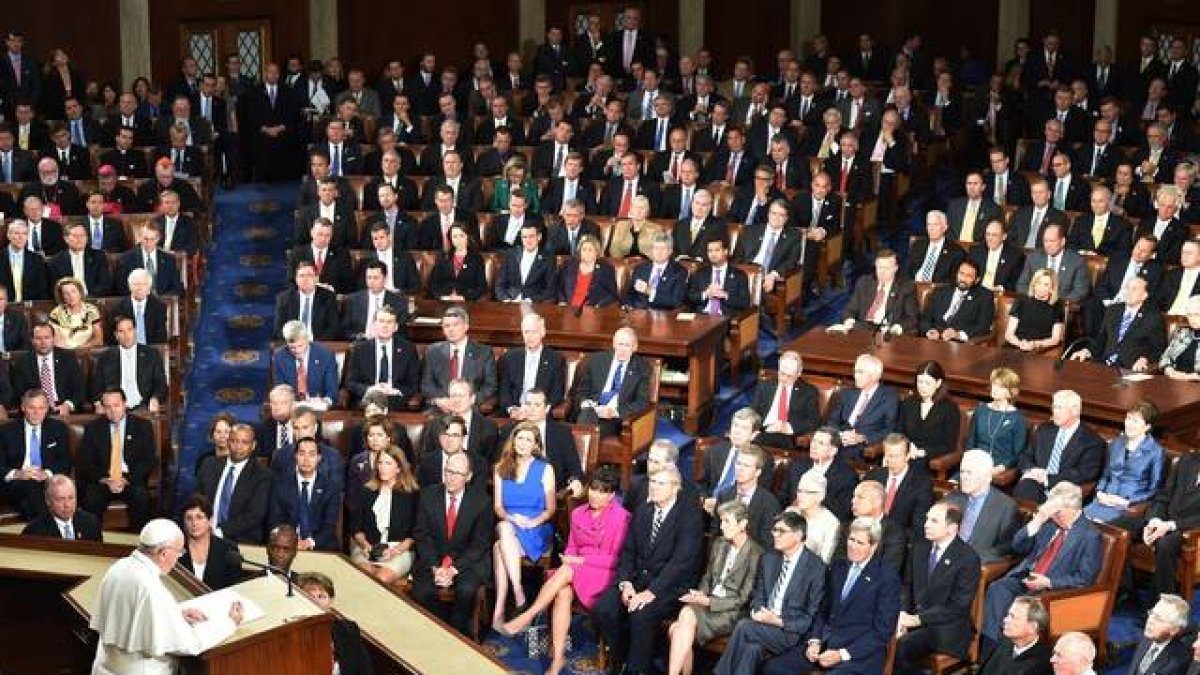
[
  {"x1": 1084, "y1": 400, "x2": 1165, "y2": 523},
  {"x1": 964, "y1": 367, "x2": 1028, "y2": 476},
  {"x1": 491, "y1": 420, "x2": 557, "y2": 630}
]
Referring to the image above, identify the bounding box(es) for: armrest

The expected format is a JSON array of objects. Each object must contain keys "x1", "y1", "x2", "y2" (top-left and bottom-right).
[
  {"x1": 981, "y1": 556, "x2": 1020, "y2": 584},
  {"x1": 994, "y1": 467, "x2": 1019, "y2": 487},
  {"x1": 929, "y1": 449, "x2": 964, "y2": 482},
  {"x1": 622, "y1": 405, "x2": 657, "y2": 458},
  {"x1": 1121, "y1": 502, "x2": 1149, "y2": 519}
]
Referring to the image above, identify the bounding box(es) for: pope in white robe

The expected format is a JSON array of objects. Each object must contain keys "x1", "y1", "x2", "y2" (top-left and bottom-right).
[{"x1": 90, "y1": 519, "x2": 243, "y2": 674}]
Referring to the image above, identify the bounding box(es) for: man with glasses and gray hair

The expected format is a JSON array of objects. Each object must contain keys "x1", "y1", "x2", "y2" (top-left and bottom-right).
[{"x1": 1128, "y1": 594, "x2": 1193, "y2": 674}]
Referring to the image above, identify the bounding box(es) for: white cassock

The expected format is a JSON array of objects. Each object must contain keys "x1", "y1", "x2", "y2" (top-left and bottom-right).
[{"x1": 90, "y1": 550, "x2": 236, "y2": 674}]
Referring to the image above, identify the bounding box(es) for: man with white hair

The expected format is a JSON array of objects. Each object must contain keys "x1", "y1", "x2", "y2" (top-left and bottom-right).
[
  {"x1": 1066, "y1": 185, "x2": 1132, "y2": 257},
  {"x1": 91, "y1": 519, "x2": 244, "y2": 674},
  {"x1": 271, "y1": 320, "x2": 339, "y2": 408},
  {"x1": 110, "y1": 268, "x2": 169, "y2": 345},
  {"x1": 1128, "y1": 594, "x2": 1193, "y2": 673},
  {"x1": 905, "y1": 210, "x2": 965, "y2": 284},
  {"x1": 1013, "y1": 390, "x2": 1105, "y2": 504},
  {"x1": 981, "y1": 482, "x2": 1102, "y2": 651},
  {"x1": 946, "y1": 449, "x2": 1020, "y2": 563},
  {"x1": 825, "y1": 353, "x2": 900, "y2": 462},
  {"x1": 1049, "y1": 632, "x2": 1097, "y2": 675}
]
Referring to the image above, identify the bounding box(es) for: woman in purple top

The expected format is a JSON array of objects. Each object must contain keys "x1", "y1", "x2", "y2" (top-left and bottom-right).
[{"x1": 499, "y1": 466, "x2": 630, "y2": 675}]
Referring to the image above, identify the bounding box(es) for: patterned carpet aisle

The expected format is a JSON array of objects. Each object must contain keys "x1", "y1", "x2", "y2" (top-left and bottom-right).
[{"x1": 173, "y1": 184, "x2": 294, "y2": 503}]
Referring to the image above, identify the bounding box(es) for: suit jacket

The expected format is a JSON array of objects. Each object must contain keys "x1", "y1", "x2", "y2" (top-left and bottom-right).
[
  {"x1": 48, "y1": 144, "x2": 92, "y2": 180},
  {"x1": 1075, "y1": 142, "x2": 1119, "y2": 180},
  {"x1": 695, "y1": 536, "x2": 763, "y2": 627},
  {"x1": 574, "y1": 351, "x2": 651, "y2": 420},
  {"x1": 1, "y1": 148, "x2": 38, "y2": 182},
  {"x1": 24, "y1": 219, "x2": 66, "y2": 256},
  {"x1": 1150, "y1": 453, "x2": 1200, "y2": 532},
  {"x1": 271, "y1": 342, "x2": 341, "y2": 402},
  {"x1": 602, "y1": 28, "x2": 654, "y2": 79},
  {"x1": 1018, "y1": 421, "x2": 1106, "y2": 490},
  {"x1": 540, "y1": 177, "x2": 598, "y2": 215},
  {"x1": 116, "y1": 248, "x2": 182, "y2": 297},
  {"x1": 733, "y1": 223, "x2": 801, "y2": 275},
  {"x1": 1095, "y1": 254, "x2": 1163, "y2": 304},
  {"x1": 294, "y1": 202, "x2": 356, "y2": 249},
  {"x1": 1136, "y1": 218, "x2": 1188, "y2": 267},
  {"x1": 341, "y1": 289, "x2": 409, "y2": 340},
  {"x1": 48, "y1": 248, "x2": 113, "y2": 297},
  {"x1": 905, "y1": 237, "x2": 967, "y2": 284},
  {"x1": 108, "y1": 296, "x2": 169, "y2": 345},
  {"x1": 919, "y1": 284, "x2": 996, "y2": 339},
  {"x1": 1, "y1": 417, "x2": 71, "y2": 479},
  {"x1": 153, "y1": 115, "x2": 214, "y2": 146},
  {"x1": 625, "y1": 259, "x2": 688, "y2": 310},
  {"x1": 749, "y1": 548, "x2": 825, "y2": 635},
  {"x1": 76, "y1": 414, "x2": 157, "y2": 490},
  {"x1": 1007, "y1": 205, "x2": 1069, "y2": 250},
  {"x1": 89, "y1": 345, "x2": 168, "y2": 406},
  {"x1": 686, "y1": 263, "x2": 750, "y2": 317},
  {"x1": 362, "y1": 174, "x2": 419, "y2": 211},
  {"x1": 103, "y1": 114, "x2": 154, "y2": 148},
  {"x1": 902, "y1": 537, "x2": 981, "y2": 658},
  {"x1": 21, "y1": 509, "x2": 102, "y2": 541},
  {"x1": 842, "y1": 275, "x2": 920, "y2": 334},
  {"x1": 152, "y1": 145, "x2": 205, "y2": 179},
  {"x1": 414, "y1": 210, "x2": 481, "y2": 251},
  {"x1": 0, "y1": 308, "x2": 30, "y2": 353},
  {"x1": 343, "y1": 337, "x2": 420, "y2": 406},
  {"x1": 826, "y1": 385, "x2": 901, "y2": 449},
  {"x1": 1093, "y1": 302, "x2": 1166, "y2": 369},
  {"x1": 809, "y1": 555, "x2": 902, "y2": 674},
  {"x1": 179, "y1": 534, "x2": 242, "y2": 590},
  {"x1": 291, "y1": 245, "x2": 355, "y2": 295},
  {"x1": 616, "y1": 498, "x2": 703, "y2": 597},
  {"x1": 1126, "y1": 636, "x2": 1193, "y2": 675},
  {"x1": 982, "y1": 170, "x2": 1032, "y2": 208},
  {"x1": 946, "y1": 488, "x2": 1020, "y2": 563},
  {"x1": 791, "y1": 191, "x2": 843, "y2": 240},
  {"x1": 780, "y1": 457, "x2": 859, "y2": 522},
  {"x1": 474, "y1": 117, "x2": 526, "y2": 147},
  {"x1": 822, "y1": 153, "x2": 873, "y2": 204},
  {"x1": 135, "y1": 177, "x2": 203, "y2": 214},
  {"x1": 427, "y1": 251, "x2": 487, "y2": 301},
  {"x1": 273, "y1": 288, "x2": 342, "y2": 341},
  {"x1": 556, "y1": 259, "x2": 620, "y2": 307},
  {"x1": 268, "y1": 470, "x2": 342, "y2": 550},
  {"x1": 1153, "y1": 267, "x2": 1200, "y2": 314},
  {"x1": 0, "y1": 248, "x2": 51, "y2": 301},
  {"x1": 1007, "y1": 516, "x2": 1102, "y2": 590},
  {"x1": 647, "y1": 150, "x2": 702, "y2": 186},
  {"x1": 946, "y1": 197, "x2": 1004, "y2": 243},
  {"x1": 417, "y1": 142, "x2": 475, "y2": 177},
  {"x1": 866, "y1": 465, "x2": 934, "y2": 533},
  {"x1": 1016, "y1": 249, "x2": 1091, "y2": 302},
  {"x1": 497, "y1": 347, "x2": 566, "y2": 412},
  {"x1": 703, "y1": 147, "x2": 755, "y2": 186},
  {"x1": 698, "y1": 440, "x2": 777, "y2": 497},
  {"x1": 495, "y1": 247, "x2": 557, "y2": 302},
  {"x1": 1049, "y1": 174, "x2": 1090, "y2": 212},
  {"x1": 669, "y1": 215, "x2": 723, "y2": 259},
  {"x1": 749, "y1": 378, "x2": 821, "y2": 442},
  {"x1": 420, "y1": 339, "x2": 497, "y2": 402},
  {"x1": 969, "y1": 243, "x2": 1026, "y2": 293},
  {"x1": 413, "y1": 485, "x2": 493, "y2": 578},
  {"x1": 12, "y1": 349, "x2": 85, "y2": 410},
  {"x1": 155, "y1": 213, "x2": 200, "y2": 255},
  {"x1": 196, "y1": 457, "x2": 272, "y2": 544},
  {"x1": 599, "y1": 176, "x2": 661, "y2": 216},
  {"x1": 1067, "y1": 213, "x2": 1132, "y2": 257},
  {"x1": 978, "y1": 637, "x2": 1053, "y2": 675}
]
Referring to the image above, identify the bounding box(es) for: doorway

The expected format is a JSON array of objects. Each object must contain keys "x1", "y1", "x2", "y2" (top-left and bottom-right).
[{"x1": 180, "y1": 19, "x2": 272, "y2": 79}]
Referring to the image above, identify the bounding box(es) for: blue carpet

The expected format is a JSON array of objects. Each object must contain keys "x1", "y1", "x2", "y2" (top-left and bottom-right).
[{"x1": 173, "y1": 184, "x2": 295, "y2": 503}]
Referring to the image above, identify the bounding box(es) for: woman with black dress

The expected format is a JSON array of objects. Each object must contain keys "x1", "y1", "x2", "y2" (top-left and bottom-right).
[
  {"x1": 179, "y1": 494, "x2": 243, "y2": 590},
  {"x1": 428, "y1": 223, "x2": 487, "y2": 301},
  {"x1": 1005, "y1": 267, "x2": 1065, "y2": 352},
  {"x1": 897, "y1": 360, "x2": 961, "y2": 468}
]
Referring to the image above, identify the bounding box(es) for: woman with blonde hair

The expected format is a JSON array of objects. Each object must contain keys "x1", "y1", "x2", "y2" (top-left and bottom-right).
[
  {"x1": 491, "y1": 156, "x2": 541, "y2": 214},
  {"x1": 48, "y1": 277, "x2": 103, "y2": 349},
  {"x1": 1005, "y1": 267, "x2": 1064, "y2": 352}
]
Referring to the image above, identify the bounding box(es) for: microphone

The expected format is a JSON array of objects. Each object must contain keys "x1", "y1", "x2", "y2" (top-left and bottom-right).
[
  {"x1": 226, "y1": 551, "x2": 294, "y2": 597},
  {"x1": 1054, "y1": 337, "x2": 1095, "y2": 371}
]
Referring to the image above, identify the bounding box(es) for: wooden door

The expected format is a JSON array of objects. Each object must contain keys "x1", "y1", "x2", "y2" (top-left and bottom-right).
[{"x1": 180, "y1": 19, "x2": 272, "y2": 80}]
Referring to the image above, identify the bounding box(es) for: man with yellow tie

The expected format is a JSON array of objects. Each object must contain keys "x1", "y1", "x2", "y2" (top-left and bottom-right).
[
  {"x1": 947, "y1": 172, "x2": 1003, "y2": 243},
  {"x1": 77, "y1": 388, "x2": 157, "y2": 528},
  {"x1": 1066, "y1": 186, "x2": 1132, "y2": 257}
]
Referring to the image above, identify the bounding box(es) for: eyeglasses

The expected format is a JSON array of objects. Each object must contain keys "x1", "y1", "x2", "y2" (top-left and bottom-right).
[
  {"x1": 771, "y1": 526, "x2": 795, "y2": 535},
  {"x1": 443, "y1": 468, "x2": 470, "y2": 477}
]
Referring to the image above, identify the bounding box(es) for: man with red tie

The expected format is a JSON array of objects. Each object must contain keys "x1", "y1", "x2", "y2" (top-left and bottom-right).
[
  {"x1": 750, "y1": 350, "x2": 820, "y2": 449},
  {"x1": 980, "y1": 481, "x2": 1101, "y2": 656},
  {"x1": 420, "y1": 306, "x2": 497, "y2": 413}
]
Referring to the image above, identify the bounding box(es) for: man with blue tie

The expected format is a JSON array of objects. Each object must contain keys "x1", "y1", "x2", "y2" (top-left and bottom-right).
[
  {"x1": 766, "y1": 517, "x2": 901, "y2": 674},
  {"x1": 0, "y1": 389, "x2": 72, "y2": 519},
  {"x1": 1012, "y1": 390, "x2": 1105, "y2": 504},
  {"x1": 197, "y1": 423, "x2": 271, "y2": 544},
  {"x1": 625, "y1": 234, "x2": 687, "y2": 310},
  {"x1": 1070, "y1": 277, "x2": 1165, "y2": 372},
  {"x1": 573, "y1": 327, "x2": 651, "y2": 437},
  {"x1": 714, "y1": 510, "x2": 825, "y2": 675},
  {"x1": 267, "y1": 437, "x2": 341, "y2": 551}
]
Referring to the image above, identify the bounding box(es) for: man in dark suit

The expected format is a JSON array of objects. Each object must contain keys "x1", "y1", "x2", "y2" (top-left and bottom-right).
[
  {"x1": 0, "y1": 285, "x2": 30, "y2": 352},
  {"x1": 154, "y1": 191, "x2": 200, "y2": 255},
  {"x1": 892, "y1": 502, "x2": 982, "y2": 674},
  {"x1": 733, "y1": 199, "x2": 802, "y2": 306},
  {"x1": 0, "y1": 32, "x2": 40, "y2": 116},
  {"x1": 81, "y1": 189, "x2": 130, "y2": 252},
  {"x1": 599, "y1": 152, "x2": 660, "y2": 216},
  {"x1": 497, "y1": 313, "x2": 566, "y2": 414},
  {"x1": 415, "y1": 414, "x2": 489, "y2": 488},
  {"x1": 1015, "y1": 223, "x2": 1092, "y2": 303},
  {"x1": 750, "y1": 351, "x2": 820, "y2": 451},
  {"x1": 134, "y1": 160, "x2": 203, "y2": 214},
  {"x1": 420, "y1": 306, "x2": 497, "y2": 409},
  {"x1": 714, "y1": 510, "x2": 824, "y2": 675},
  {"x1": 824, "y1": 353, "x2": 901, "y2": 462},
  {"x1": 291, "y1": 219, "x2": 355, "y2": 295},
  {"x1": 981, "y1": 481, "x2": 1102, "y2": 648},
  {"x1": 658, "y1": 160, "x2": 707, "y2": 223},
  {"x1": 579, "y1": 100, "x2": 632, "y2": 149},
  {"x1": 411, "y1": 452, "x2": 493, "y2": 636},
  {"x1": 947, "y1": 173, "x2": 1004, "y2": 244},
  {"x1": 1153, "y1": 239, "x2": 1200, "y2": 315},
  {"x1": 116, "y1": 222, "x2": 183, "y2": 297},
  {"x1": 687, "y1": 237, "x2": 750, "y2": 318},
  {"x1": 76, "y1": 389, "x2": 157, "y2": 528},
  {"x1": 273, "y1": 261, "x2": 342, "y2": 341},
  {"x1": 197, "y1": 423, "x2": 272, "y2": 544},
  {"x1": 89, "y1": 317, "x2": 168, "y2": 412},
  {"x1": 153, "y1": 124, "x2": 205, "y2": 179},
  {"x1": 246, "y1": 63, "x2": 303, "y2": 182},
  {"x1": 703, "y1": 125, "x2": 755, "y2": 186},
  {"x1": 419, "y1": 152, "x2": 485, "y2": 214},
  {"x1": 1138, "y1": 191, "x2": 1189, "y2": 267},
  {"x1": 1071, "y1": 277, "x2": 1165, "y2": 371},
  {"x1": 544, "y1": 200, "x2": 601, "y2": 256},
  {"x1": 1126, "y1": 594, "x2": 1194, "y2": 675},
  {"x1": 1021, "y1": 119, "x2": 1073, "y2": 177},
  {"x1": 625, "y1": 234, "x2": 688, "y2": 310},
  {"x1": 866, "y1": 435, "x2": 934, "y2": 537},
  {"x1": 45, "y1": 124, "x2": 92, "y2": 180},
  {"x1": 710, "y1": 445, "x2": 782, "y2": 547},
  {"x1": 1114, "y1": 449, "x2": 1200, "y2": 595},
  {"x1": 602, "y1": 7, "x2": 654, "y2": 81},
  {"x1": 1047, "y1": 153, "x2": 1090, "y2": 212},
  {"x1": 791, "y1": 174, "x2": 843, "y2": 281},
  {"x1": 594, "y1": 464, "x2": 703, "y2": 675},
  {"x1": 977, "y1": 596, "x2": 1053, "y2": 674},
  {"x1": 920, "y1": 260, "x2": 996, "y2": 342},
  {"x1": 153, "y1": 95, "x2": 214, "y2": 147},
  {"x1": 1077, "y1": 118, "x2": 1119, "y2": 180},
  {"x1": 983, "y1": 147, "x2": 1032, "y2": 208},
  {"x1": 971, "y1": 220, "x2": 1027, "y2": 293},
  {"x1": 313, "y1": 118, "x2": 362, "y2": 177},
  {"x1": 13, "y1": 322, "x2": 85, "y2": 415},
  {"x1": 948, "y1": 450, "x2": 1022, "y2": 563},
  {"x1": 530, "y1": 119, "x2": 577, "y2": 180},
  {"x1": 109, "y1": 271, "x2": 170, "y2": 345},
  {"x1": 294, "y1": 179, "x2": 355, "y2": 249},
  {"x1": 474, "y1": 96, "x2": 525, "y2": 147},
  {"x1": 268, "y1": 409, "x2": 346, "y2": 494},
  {"x1": 647, "y1": 128, "x2": 701, "y2": 187},
  {"x1": 836, "y1": 249, "x2": 920, "y2": 335},
  {"x1": 343, "y1": 306, "x2": 419, "y2": 410},
  {"x1": 342, "y1": 260, "x2": 410, "y2": 340},
  {"x1": 48, "y1": 221, "x2": 113, "y2": 297},
  {"x1": 1013, "y1": 391, "x2": 1106, "y2": 504},
  {"x1": 698, "y1": 407, "x2": 777, "y2": 501},
  {"x1": 0, "y1": 390, "x2": 71, "y2": 518},
  {"x1": 668, "y1": 182, "x2": 722, "y2": 257},
  {"x1": 778, "y1": 426, "x2": 859, "y2": 522},
  {"x1": 1164, "y1": 38, "x2": 1200, "y2": 109},
  {"x1": 823, "y1": 132, "x2": 873, "y2": 208},
  {"x1": 540, "y1": 153, "x2": 598, "y2": 215},
  {"x1": 20, "y1": 196, "x2": 66, "y2": 257},
  {"x1": 104, "y1": 93, "x2": 154, "y2": 147},
  {"x1": 267, "y1": 437, "x2": 343, "y2": 552},
  {"x1": 573, "y1": 327, "x2": 651, "y2": 437},
  {"x1": 1066, "y1": 186, "x2": 1132, "y2": 257},
  {"x1": 0, "y1": 124, "x2": 37, "y2": 182},
  {"x1": 765, "y1": 517, "x2": 902, "y2": 675},
  {"x1": 906, "y1": 211, "x2": 967, "y2": 284},
  {"x1": 495, "y1": 224, "x2": 556, "y2": 302},
  {"x1": 21, "y1": 475, "x2": 102, "y2": 541},
  {"x1": 1008, "y1": 178, "x2": 1070, "y2": 250}
]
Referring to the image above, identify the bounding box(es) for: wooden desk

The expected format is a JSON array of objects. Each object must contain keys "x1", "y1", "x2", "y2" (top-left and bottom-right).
[
  {"x1": 408, "y1": 300, "x2": 728, "y2": 433},
  {"x1": 785, "y1": 331, "x2": 1200, "y2": 436}
]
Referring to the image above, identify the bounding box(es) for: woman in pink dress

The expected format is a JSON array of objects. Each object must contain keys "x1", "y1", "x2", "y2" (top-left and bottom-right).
[{"x1": 499, "y1": 466, "x2": 630, "y2": 675}]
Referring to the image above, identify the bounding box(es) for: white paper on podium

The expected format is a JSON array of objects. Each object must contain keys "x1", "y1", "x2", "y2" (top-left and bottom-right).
[{"x1": 179, "y1": 588, "x2": 265, "y2": 647}]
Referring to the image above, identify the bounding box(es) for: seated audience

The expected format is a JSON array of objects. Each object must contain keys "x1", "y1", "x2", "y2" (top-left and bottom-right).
[
  {"x1": 1015, "y1": 223, "x2": 1091, "y2": 303},
  {"x1": 1082, "y1": 400, "x2": 1164, "y2": 523},
  {"x1": 428, "y1": 223, "x2": 487, "y2": 301},
  {"x1": 271, "y1": 320, "x2": 339, "y2": 408},
  {"x1": 343, "y1": 306, "x2": 419, "y2": 410},
  {"x1": 48, "y1": 221, "x2": 113, "y2": 297},
  {"x1": 90, "y1": 316, "x2": 168, "y2": 412},
  {"x1": 1159, "y1": 295, "x2": 1200, "y2": 380},
  {"x1": 749, "y1": 350, "x2": 820, "y2": 449},
  {"x1": 624, "y1": 439, "x2": 702, "y2": 510},
  {"x1": 76, "y1": 388, "x2": 157, "y2": 528},
  {"x1": 948, "y1": 450, "x2": 1021, "y2": 563},
  {"x1": 1013, "y1": 390, "x2": 1105, "y2": 504},
  {"x1": 850, "y1": 480, "x2": 909, "y2": 573},
  {"x1": 420, "y1": 306, "x2": 498, "y2": 410},
  {"x1": 686, "y1": 237, "x2": 750, "y2": 318},
  {"x1": 778, "y1": 425, "x2": 859, "y2": 522},
  {"x1": 709, "y1": 445, "x2": 781, "y2": 548},
  {"x1": 346, "y1": 415, "x2": 400, "y2": 515},
  {"x1": 733, "y1": 200, "x2": 801, "y2": 305},
  {"x1": 825, "y1": 353, "x2": 900, "y2": 461},
  {"x1": 502, "y1": 389, "x2": 582, "y2": 494},
  {"x1": 196, "y1": 423, "x2": 270, "y2": 544},
  {"x1": 13, "y1": 321, "x2": 86, "y2": 414},
  {"x1": 111, "y1": 269, "x2": 170, "y2": 345},
  {"x1": 1126, "y1": 594, "x2": 1194, "y2": 674},
  {"x1": 1047, "y1": 632, "x2": 1100, "y2": 675},
  {"x1": 350, "y1": 444, "x2": 419, "y2": 585},
  {"x1": 896, "y1": 361, "x2": 962, "y2": 467},
  {"x1": 573, "y1": 327, "x2": 651, "y2": 437},
  {"x1": 491, "y1": 157, "x2": 541, "y2": 214},
  {"x1": 965, "y1": 367, "x2": 1028, "y2": 474},
  {"x1": 1066, "y1": 185, "x2": 1132, "y2": 257},
  {"x1": 273, "y1": 260, "x2": 341, "y2": 341},
  {"x1": 557, "y1": 234, "x2": 620, "y2": 308},
  {"x1": 920, "y1": 260, "x2": 996, "y2": 342},
  {"x1": 178, "y1": 494, "x2": 242, "y2": 590},
  {"x1": 20, "y1": 474, "x2": 101, "y2": 541},
  {"x1": 415, "y1": 414, "x2": 488, "y2": 488},
  {"x1": 1005, "y1": 268, "x2": 1065, "y2": 353},
  {"x1": 48, "y1": 277, "x2": 102, "y2": 349}
]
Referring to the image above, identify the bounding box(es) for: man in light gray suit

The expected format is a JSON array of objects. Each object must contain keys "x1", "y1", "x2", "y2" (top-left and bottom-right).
[
  {"x1": 334, "y1": 69, "x2": 381, "y2": 118},
  {"x1": 945, "y1": 450, "x2": 1020, "y2": 563},
  {"x1": 626, "y1": 68, "x2": 673, "y2": 122},
  {"x1": 420, "y1": 306, "x2": 497, "y2": 412},
  {"x1": 1015, "y1": 222, "x2": 1091, "y2": 302}
]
